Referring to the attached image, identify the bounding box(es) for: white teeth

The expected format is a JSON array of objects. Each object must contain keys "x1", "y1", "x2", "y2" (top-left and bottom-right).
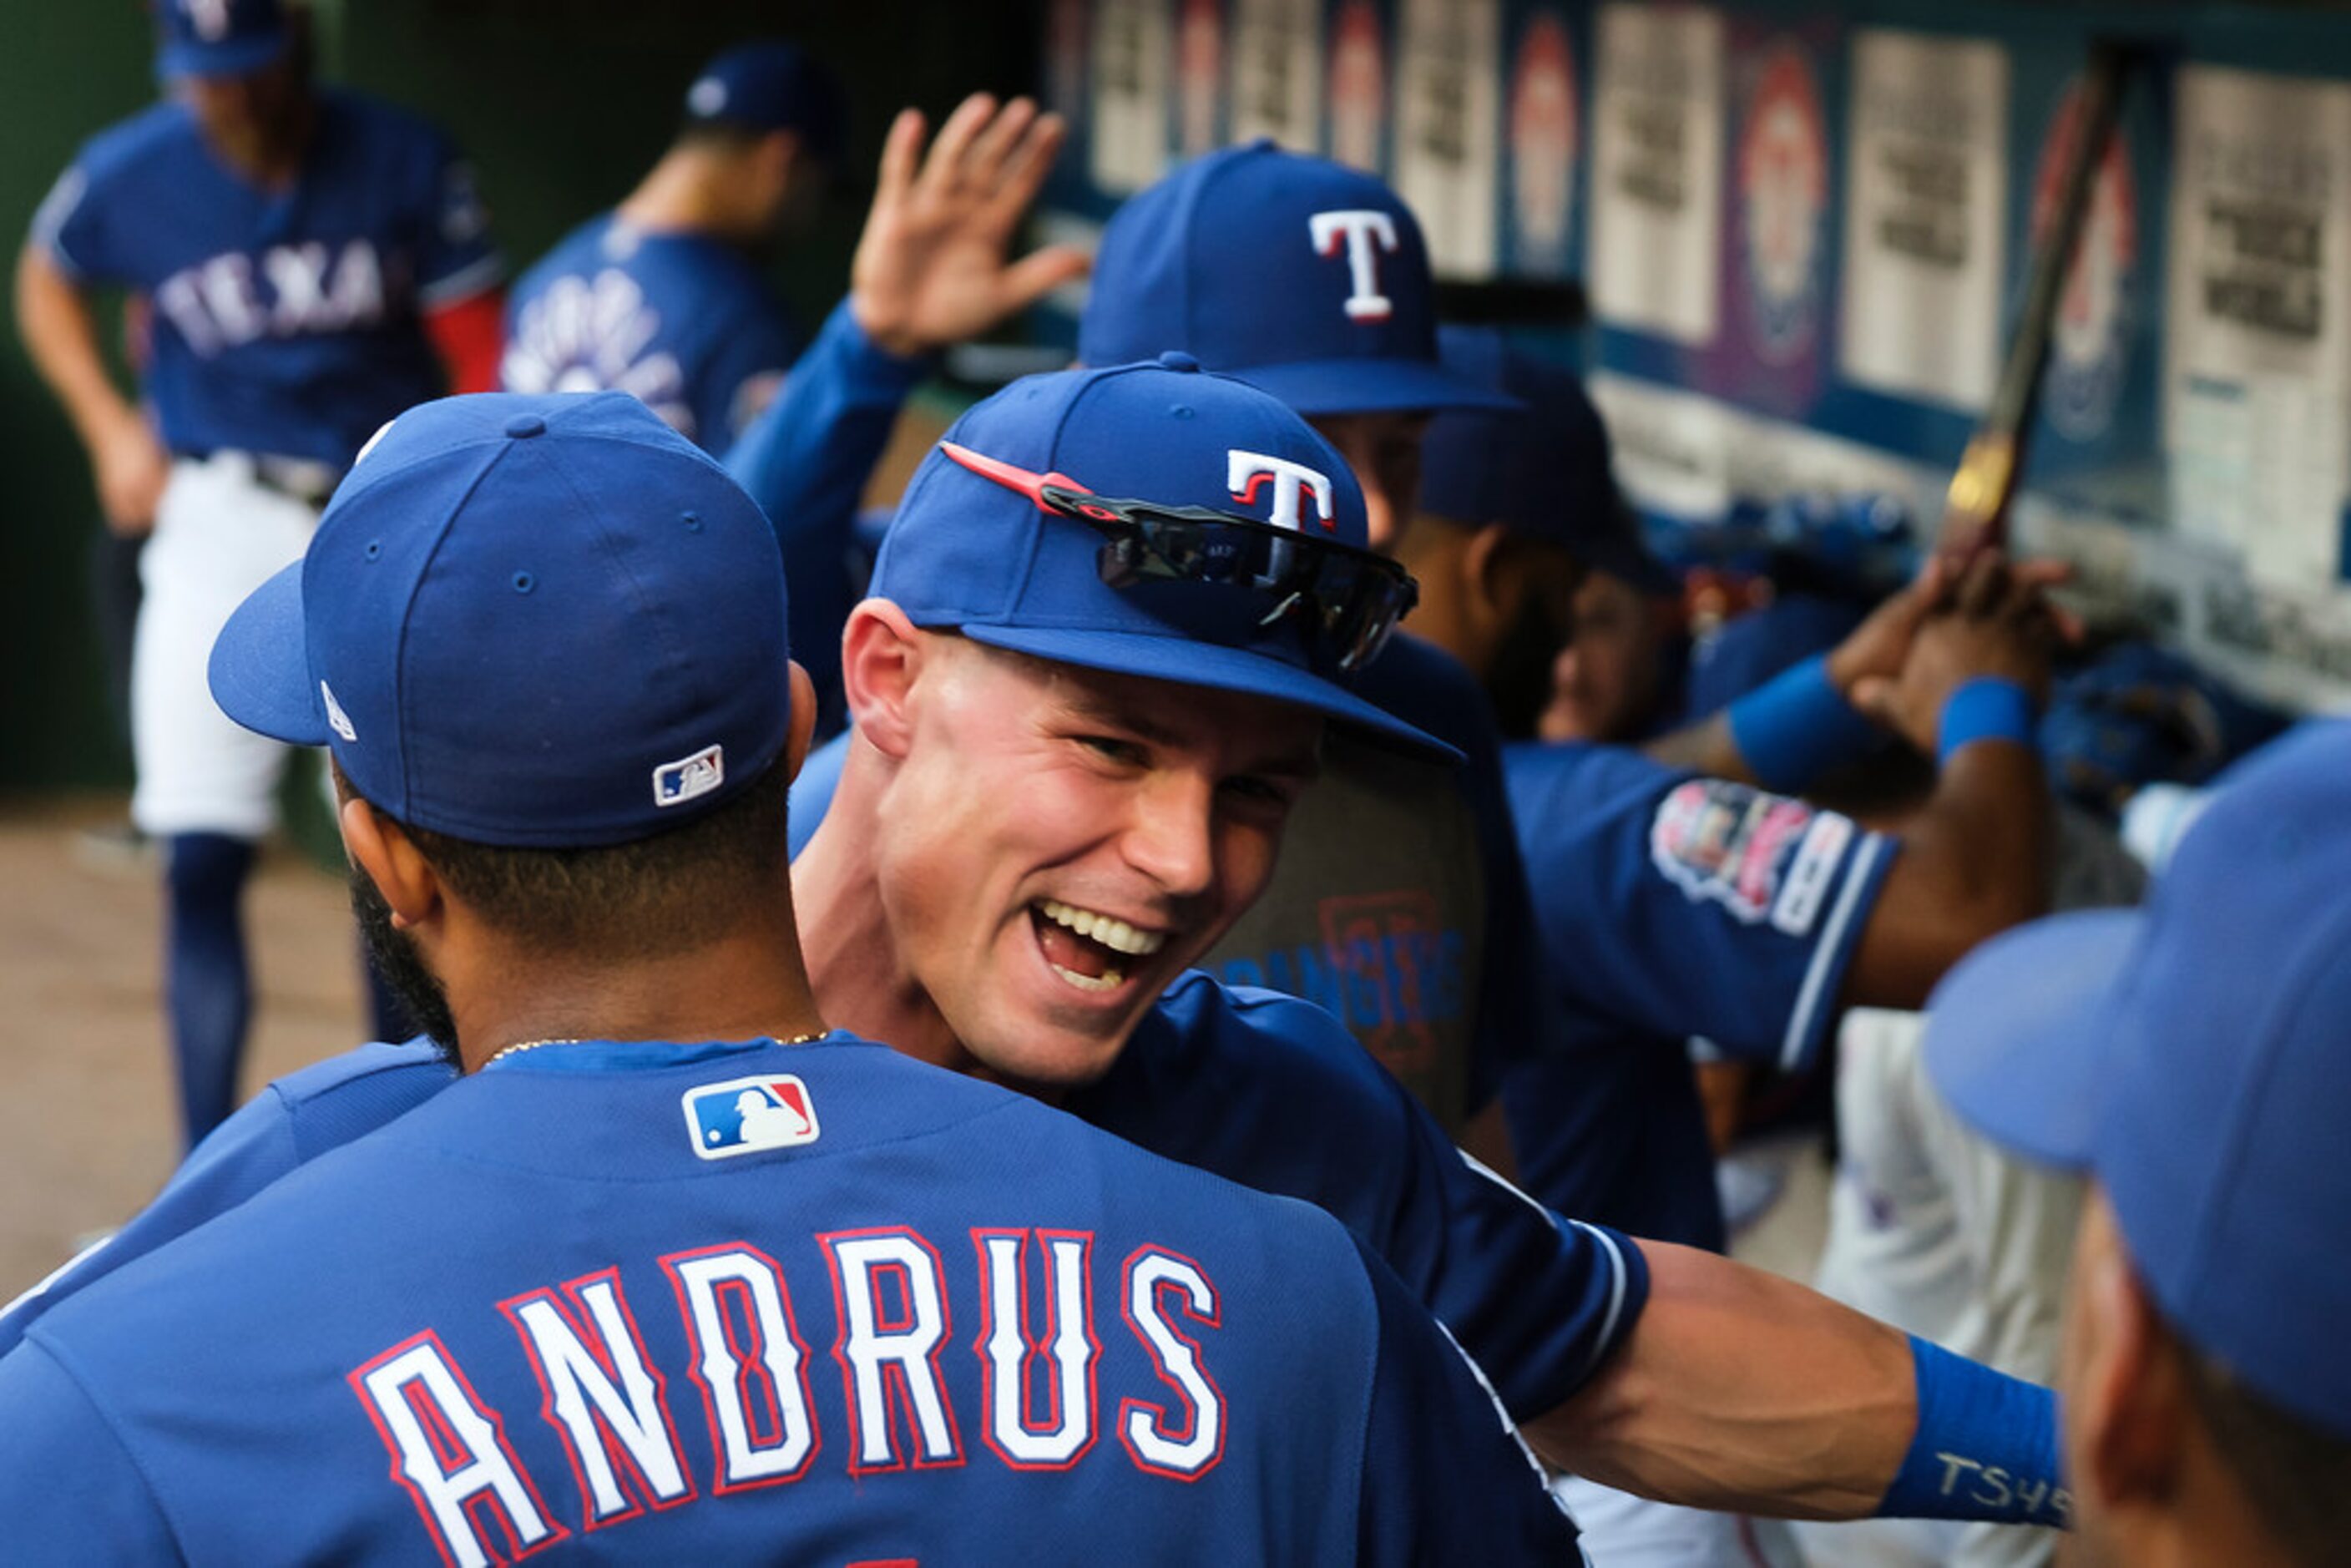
[
  {"x1": 1039, "y1": 899, "x2": 1167, "y2": 956},
  {"x1": 1049, "y1": 962, "x2": 1125, "y2": 993}
]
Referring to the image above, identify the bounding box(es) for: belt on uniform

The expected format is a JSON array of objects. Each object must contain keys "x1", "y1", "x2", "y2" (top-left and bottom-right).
[{"x1": 185, "y1": 449, "x2": 346, "y2": 509}]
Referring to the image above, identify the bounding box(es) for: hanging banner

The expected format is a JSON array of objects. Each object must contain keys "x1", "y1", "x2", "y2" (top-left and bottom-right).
[
  {"x1": 1229, "y1": 0, "x2": 1323, "y2": 151},
  {"x1": 1733, "y1": 33, "x2": 1833, "y2": 369},
  {"x1": 1090, "y1": 0, "x2": 1174, "y2": 195},
  {"x1": 1502, "y1": 5, "x2": 1580, "y2": 277},
  {"x1": 1589, "y1": 3, "x2": 1725, "y2": 345},
  {"x1": 1174, "y1": 0, "x2": 1226, "y2": 159},
  {"x1": 1838, "y1": 28, "x2": 2009, "y2": 410},
  {"x1": 2166, "y1": 63, "x2": 2351, "y2": 589},
  {"x1": 1327, "y1": 0, "x2": 1391, "y2": 174},
  {"x1": 1395, "y1": 0, "x2": 1501, "y2": 278}
]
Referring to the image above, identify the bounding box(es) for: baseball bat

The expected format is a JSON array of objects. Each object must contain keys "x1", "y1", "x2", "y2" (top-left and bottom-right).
[{"x1": 1939, "y1": 40, "x2": 2132, "y2": 553}]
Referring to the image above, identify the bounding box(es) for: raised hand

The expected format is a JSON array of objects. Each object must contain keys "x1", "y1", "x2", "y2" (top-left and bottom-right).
[{"x1": 849, "y1": 94, "x2": 1091, "y2": 359}]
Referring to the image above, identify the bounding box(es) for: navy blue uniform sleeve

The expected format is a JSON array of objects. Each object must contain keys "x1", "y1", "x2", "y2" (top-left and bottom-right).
[
  {"x1": 0, "y1": 1343, "x2": 180, "y2": 1557},
  {"x1": 724, "y1": 297, "x2": 932, "y2": 737},
  {"x1": 1347, "y1": 1232, "x2": 1584, "y2": 1564},
  {"x1": 1074, "y1": 976, "x2": 1649, "y2": 1420},
  {"x1": 0, "y1": 1041, "x2": 451, "y2": 1358},
  {"x1": 1507, "y1": 742, "x2": 1898, "y2": 1073}
]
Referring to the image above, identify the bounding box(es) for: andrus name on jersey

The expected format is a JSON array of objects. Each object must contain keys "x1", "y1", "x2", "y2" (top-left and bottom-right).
[
  {"x1": 348, "y1": 1230, "x2": 1227, "y2": 1562},
  {"x1": 154, "y1": 238, "x2": 397, "y2": 357}
]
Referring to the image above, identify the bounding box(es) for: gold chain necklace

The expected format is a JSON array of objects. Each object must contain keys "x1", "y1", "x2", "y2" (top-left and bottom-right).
[{"x1": 481, "y1": 1029, "x2": 827, "y2": 1070}]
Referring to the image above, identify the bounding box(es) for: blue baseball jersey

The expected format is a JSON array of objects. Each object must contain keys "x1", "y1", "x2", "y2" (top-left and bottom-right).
[
  {"x1": 0, "y1": 1036, "x2": 1577, "y2": 1564},
  {"x1": 3, "y1": 984, "x2": 1646, "y2": 1432},
  {"x1": 502, "y1": 213, "x2": 801, "y2": 453},
  {"x1": 1500, "y1": 741, "x2": 1898, "y2": 1249},
  {"x1": 30, "y1": 91, "x2": 501, "y2": 466}
]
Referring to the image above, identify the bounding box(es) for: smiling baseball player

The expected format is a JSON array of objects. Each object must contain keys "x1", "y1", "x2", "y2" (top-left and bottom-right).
[
  {"x1": 14, "y1": 0, "x2": 503, "y2": 1146},
  {"x1": 0, "y1": 390, "x2": 1580, "y2": 1564}
]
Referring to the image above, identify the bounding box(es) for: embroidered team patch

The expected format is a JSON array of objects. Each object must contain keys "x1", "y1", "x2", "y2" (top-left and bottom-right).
[
  {"x1": 1650, "y1": 778, "x2": 1853, "y2": 934},
  {"x1": 684, "y1": 1074, "x2": 820, "y2": 1161}
]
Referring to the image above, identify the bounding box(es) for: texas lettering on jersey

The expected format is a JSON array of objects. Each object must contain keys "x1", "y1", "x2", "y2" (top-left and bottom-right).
[
  {"x1": 154, "y1": 238, "x2": 399, "y2": 357},
  {"x1": 348, "y1": 1228, "x2": 1227, "y2": 1563}
]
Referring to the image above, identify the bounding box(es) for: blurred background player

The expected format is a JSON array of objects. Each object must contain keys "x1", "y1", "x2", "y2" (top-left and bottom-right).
[
  {"x1": 0, "y1": 390, "x2": 1580, "y2": 1564},
  {"x1": 13, "y1": 0, "x2": 502, "y2": 1147},
  {"x1": 1074, "y1": 141, "x2": 1545, "y2": 1143},
  {"x1": 1926, "y1": 721, "x2": 2351, "y2": 1568},
  {"x1": 501, "y1": 40, "x2": 845, "y2": 452}
]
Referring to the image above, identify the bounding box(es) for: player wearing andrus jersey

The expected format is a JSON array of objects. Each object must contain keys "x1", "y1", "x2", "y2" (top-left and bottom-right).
[
  {"x1": 0, "y1": 391, "x2": 1576, "y2": 1565},
  {"x1": 13, "y1": 0, "x2": 503, "y2": 1146},
  {"x1": 502, "y1": 41, "x2": 845, "y2": 452}
]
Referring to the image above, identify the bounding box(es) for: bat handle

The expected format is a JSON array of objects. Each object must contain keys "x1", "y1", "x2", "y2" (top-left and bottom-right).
[{"x1": 1941, "y1": 433, "x2": 2017, "y2": 556}]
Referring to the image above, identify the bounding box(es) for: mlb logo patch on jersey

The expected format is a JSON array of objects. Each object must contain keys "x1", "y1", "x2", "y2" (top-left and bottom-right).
[
  {"x1": 654, "y1": 743, "x2": 724, "y2": 807},
  {"x1": 684, "y1": 1074, "x2": 820, "y2": 1161}
]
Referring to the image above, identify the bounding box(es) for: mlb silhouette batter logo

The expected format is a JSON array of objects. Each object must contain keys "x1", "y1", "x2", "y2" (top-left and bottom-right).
[{"x1": 683, "y1": 1074, "x2": 821, "y2": 1161}]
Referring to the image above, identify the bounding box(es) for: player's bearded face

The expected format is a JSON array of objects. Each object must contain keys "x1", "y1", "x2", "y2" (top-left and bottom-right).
[
  {"x1": 347, "y1": 867, "x2": 459, "y2": 1065},
  {"x1": 877, "y1": 643, "x2": 1319, "y2": 1089}
]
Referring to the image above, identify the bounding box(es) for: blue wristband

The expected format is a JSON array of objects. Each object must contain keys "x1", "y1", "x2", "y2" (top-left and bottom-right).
[
  {"x1": 1725, "y1": 654, "x2": 1880, "y2": 793},
  {"x1": 1937, "y1": 679, "x2": 2040, "y2": 767},
  {"x1": 1878, "y1": 1336, "x2": 2070, "y2": 1529}
]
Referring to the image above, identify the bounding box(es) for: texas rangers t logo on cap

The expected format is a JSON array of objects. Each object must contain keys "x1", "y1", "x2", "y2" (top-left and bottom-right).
[
  {"x1": 1228, "y1": 450, "x2": 1335, "y2": 532},
  {"x1": 1307, "y1": 209, "x2": 1400, "y2": 321},
  {"x1": 684, "y1": 1073, "x2": 820, "y2": 1160}
]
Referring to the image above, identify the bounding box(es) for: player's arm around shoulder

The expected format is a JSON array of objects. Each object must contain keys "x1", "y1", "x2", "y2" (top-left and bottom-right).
[{"x1": 1341, "y1": 1232, "x2": 1583, "y2": 1565}]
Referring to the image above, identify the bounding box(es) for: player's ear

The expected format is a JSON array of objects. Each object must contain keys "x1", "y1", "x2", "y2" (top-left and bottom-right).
[
  {"x1": 782, "y1": 659, "x2": 819, "y2": 781},
  {"x1": 840, "y1": 599, "x2": 923, "y2": 760},
  {"x1": 1464, "y1": 523, "x2": 1519, "y2": 630},
  {"x1": 338, "y1": 797, "x2": 442, "y2": 931},
  {"x1": 2071, "y1": 1196, "x2": 2189, "y2": 1512}
]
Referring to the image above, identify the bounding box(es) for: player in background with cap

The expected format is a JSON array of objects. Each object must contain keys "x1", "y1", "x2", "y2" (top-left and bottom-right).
[
  {"x1": 501, "y1": 41, "x2": 845, "y2": 453},
  {"x1": 1408, "y1": 334, "x2": 2055, "y2": 1250},
  {"x1": 1067, "y1": 140, "x2": 1549, "y2": 1140},
  {"x1": 14, "y1": 0, "x2": 503, "y2": 1148},
  {"x1": 1924, "y1": 721, "x2": 2351, "y2": 1567},
  {"x1": 0, "y1": 391, "x2": 1580, "y2": 1565}
]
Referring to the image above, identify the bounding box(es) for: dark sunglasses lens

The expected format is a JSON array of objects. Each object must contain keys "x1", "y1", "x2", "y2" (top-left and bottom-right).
[{"x1": 1088, "y1": 512, "x2": 1411, "y2": 671}]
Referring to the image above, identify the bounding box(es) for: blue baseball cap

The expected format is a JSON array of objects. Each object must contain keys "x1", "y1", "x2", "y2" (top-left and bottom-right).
[
  {"x1": 1925, "y1": 720, "x2": 2351, "y2": 1437},
  {"x1": 208, "y1": 392, "x2": 793, "y2": 848},
  {"x1": 154, "y1": 0, "x2": 287, "y2": 79},
  {"x1": 1079, "y1": 142, "x2": 1517, "y2": 416},
  {"x1": 1418, "y1": 327, "x2": 1676, "y2": 594},
  {"x1": 683, "y1": 41, "x2": 847, "y2": 164},
  {"x1": 869, "y1": 355, "x2": 1455, "y2": 761}
]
